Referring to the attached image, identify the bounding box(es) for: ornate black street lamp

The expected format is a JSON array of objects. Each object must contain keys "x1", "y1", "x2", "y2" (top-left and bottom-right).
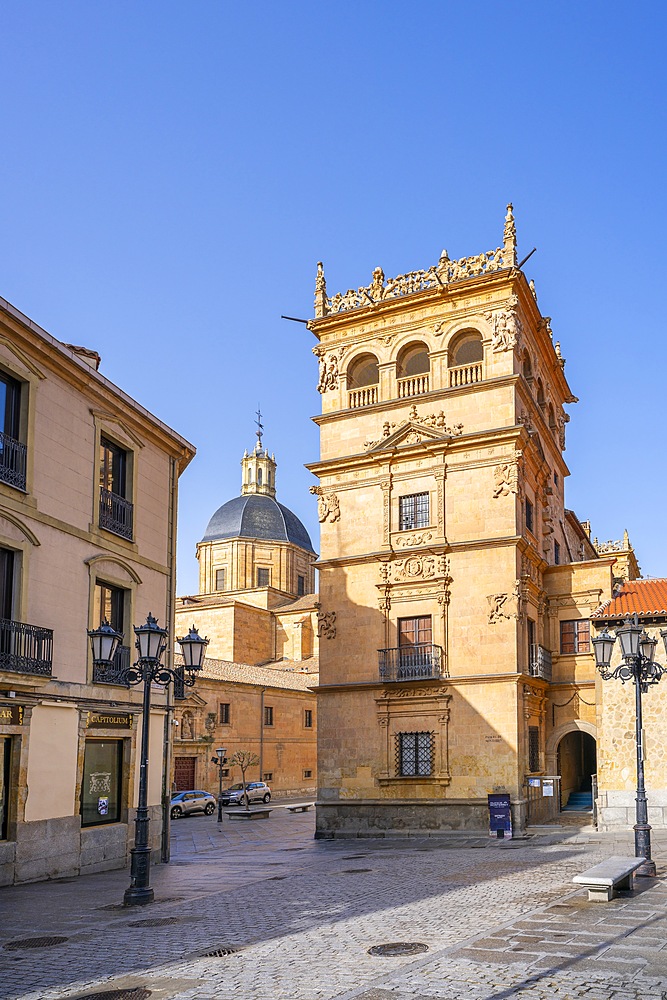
[
  {"x1": 88, "y1": 615, "x2": 208, "y2": 905},
  {"x1": 211, "y1": 746, "x2": 228, "y2": 823},
  {"x1": 592, "y1": 613, "x2": 667, "y2": 876}
]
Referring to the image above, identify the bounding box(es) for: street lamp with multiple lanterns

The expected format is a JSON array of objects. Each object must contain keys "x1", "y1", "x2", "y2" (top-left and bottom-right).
[
  {"x1": 592, "y1": 612, "x2": 667, "y2": 876},
  {"x1": 88, "y1": 614, "x2": 209, "y2": 905}
]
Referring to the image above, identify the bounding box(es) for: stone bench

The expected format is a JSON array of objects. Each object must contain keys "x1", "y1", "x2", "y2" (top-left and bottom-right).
[
  {"x1": 287, "y1": 804, "x2": 314, "y2": 813},
  {"x1": 225, "y1": 808, "x2": 272, "y2": 821},
  {"x1": 572, "y1": 856, "x2": 647, "y2": 901}
]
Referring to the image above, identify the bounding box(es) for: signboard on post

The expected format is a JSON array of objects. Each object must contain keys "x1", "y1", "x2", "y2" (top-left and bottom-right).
[{"x1": 488, "y1": 793, "x2": 512, "y2": 839}]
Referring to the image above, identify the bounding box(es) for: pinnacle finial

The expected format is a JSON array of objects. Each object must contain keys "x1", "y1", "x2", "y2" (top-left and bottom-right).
[
  {"x1": 255, "y1": 406, "x2": 263, "y2": 448},
  {"x1": 314, "y1": 261, "x2": 327, "y2": 317},
  {"x1": 503, "y1": 203, "x2": 517, "y2": 267}
]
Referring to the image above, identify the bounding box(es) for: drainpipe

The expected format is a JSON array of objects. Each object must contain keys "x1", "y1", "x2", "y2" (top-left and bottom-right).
[{"x1": 259, "y1": 687, "x2": 266, "y2": 780}]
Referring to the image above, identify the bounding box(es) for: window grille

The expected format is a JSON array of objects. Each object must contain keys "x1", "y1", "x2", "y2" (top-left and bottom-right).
[
  {"x1": 219, "y1": 703, "x2": 230, "y2": 724},
  {"x1": 304, "y1": 709, "x2": 313, "y2": 728},
  {"x1": 263, "y1": 772, "x2": 273, "y2": 782},
  {"x1": 399, "y1": 493, "x2": 429, "y2": 531},
  {"x1": 264, "y1": 705, "x2": 274, "y2": 726},
  {"x1": 303, "y1": 769, "x2": 313, "y2": 779},
  {"x1": 297, "y1": 575, "x2": 305, "y2": 596},
  {"x1": 257, "y1": 568, "x2": 270, "y2": 587},
  {"x1": 216, "y1": 568, "x2": 227, "y2": 591},
  {"x1": 525, "y1": 497, "x2": 534, "y2": 533},
  {"x1": 395, "y1": 731, "x2": 434, "y2": 777},
  {"x1": 554, "y1": 541, "x2": 560, "y2": 565},
  {"x1": 528, "y1": 726, "x2": 540, "y2": 773}
]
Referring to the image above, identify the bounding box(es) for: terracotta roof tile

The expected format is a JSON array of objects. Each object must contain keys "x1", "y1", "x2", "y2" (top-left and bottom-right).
[{"x1": 592, "y1": 579, "x2": 667, "y2": 620}]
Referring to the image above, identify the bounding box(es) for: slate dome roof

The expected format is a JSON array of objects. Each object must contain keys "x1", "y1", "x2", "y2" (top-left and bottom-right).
[{"x1": 202, "y1": 494, "x2": 315, "y2": 553}]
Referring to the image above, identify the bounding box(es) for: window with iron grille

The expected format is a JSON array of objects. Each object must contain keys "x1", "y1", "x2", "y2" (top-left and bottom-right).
[
  {"x1": 216, "y1": 568, "x2": 227, "y2": 591},
  {"x1": 525, "y1": 497, "x2": 534, "y2": 533},
  {"x1": 297, "y1": 575, "x2": 305, "y2": 596},
  {"x1": 0, "y1": 371, "x2": 26, "y2": 491},
  {"x1": 304, "y1": 709, "x2": 313, "y2": 728},
  {"x1": 395, "y1": 731, "x2": 434, "y2": 776},
  {"x1": 303, "y1": 769, "x2": 313, "y2": 779},
  {"x1": 399, "y1": 492, "x2": 429, "y2": 531},
  {"x1": 560, "y1": 620, "x2": 590, "y2": 654},
  {"x1": 99, "y1": 437, "x2": 133, "y2": 540},
  {"x1": 263, "y1": 772, "x2": 273, "y2": 781},
  {"x1": 554, "y1": 540, "x2": 560, "y2": 565},
  {"x1": 257, "y1": 567, "x2": 270, "y2": 587},
  {"x1": 219, "y1": 702, "x2": 230, "y2": 725},
  {"x1": 92, "y1": 580, "x2": 130, "y2": 685},
  {"x1": 528, "y1": 726, "x2": 540, "y2": 773},
  {"x1": 264, "y1": 705, "x2": 274, "y2": 726}
]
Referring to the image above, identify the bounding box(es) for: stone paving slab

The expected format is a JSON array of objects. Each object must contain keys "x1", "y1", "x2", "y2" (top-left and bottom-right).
[{"x1": 3, "y1": 812, "x2": 667, "y2": 999}]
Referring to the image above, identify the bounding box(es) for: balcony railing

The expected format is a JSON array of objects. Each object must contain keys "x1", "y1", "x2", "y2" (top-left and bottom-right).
[
  {"x1": 397, "y1": 374, "x2": 429, "y2": 398},
  {"x1": 529, "y1": 644, "x2": 552, "y2": 682},
  {"x1": 379, "y1": 643, "x2": 444, "y2": 682},
  {"x1": 0, "y1": 619, "x2": 53, "y2": 676},
  {"x1": 93, "y1": 643, "x2": 131, "y2": 685},
  {"x1": 449, "y1": 362, "x2": 483, "y2": 388},
  {"x1": 348, "y1": 386, "x2": 378, "y2": 409},
  {"x1": 99, "y1": 487, "x2": 134, "y2": 540},
  {"x1": 0, "y1": 432, "x2": 27, "y2": 491}
]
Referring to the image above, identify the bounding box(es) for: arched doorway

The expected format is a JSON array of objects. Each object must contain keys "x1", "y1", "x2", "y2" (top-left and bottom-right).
[{"x1": 557, "y1": 731, "x2": 597, "y2": 811}]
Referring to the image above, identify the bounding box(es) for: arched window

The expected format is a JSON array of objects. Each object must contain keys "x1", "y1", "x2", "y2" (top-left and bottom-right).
[
  {"x1": 348, "y1": 353, "x2": 379, "y2": 387},
  {"x1": 398, "y1": 342, "x2": 430, "y2": 377},
  {"x1": 448, "y1": 331, "x2": 483, "y2": 387},
  {"x1": 522, "y1": 350, "x2": 533, "y2": 382},
  {"x1": 258, "y1": 468, "x2": 263, "y2": 486}
]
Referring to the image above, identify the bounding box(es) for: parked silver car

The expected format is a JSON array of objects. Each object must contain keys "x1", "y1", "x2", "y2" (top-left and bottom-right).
[
  {"x1": 170, "y1": 790, "x2": 216, "y2": 818},
  {"x1": 221, "y1": 781, "x2": 272, "y2": 806}
]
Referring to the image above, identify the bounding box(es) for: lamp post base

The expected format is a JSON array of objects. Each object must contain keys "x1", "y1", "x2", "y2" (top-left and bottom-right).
[
  {"x1": 124, "y1": 884, "x2": 155, "y2": 906},
  {"x1": 634, "y1": 822, "x2": 657, "y2": 876}
]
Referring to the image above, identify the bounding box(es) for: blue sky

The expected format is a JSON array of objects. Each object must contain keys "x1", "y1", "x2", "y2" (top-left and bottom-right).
[{"x1": 1, "y1": 3, "x2": 665, "y2": 593}]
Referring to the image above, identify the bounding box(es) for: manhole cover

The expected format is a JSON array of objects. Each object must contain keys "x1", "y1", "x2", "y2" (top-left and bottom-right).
[
  {"x1": 4, "y1": 936, "x2": 69, "y2": 950},
  {"x1": 127, "y1": 917, "x2": 180, "y2": 927},
  {"x1": 368, "y1": 942, "x2": 429, "y2": 957},
  {"x1": 201, "y1": 946, "x2": 243, "y2": 957},
  {"x1": 72, "y1": 991, "x2": 152, "y2": 1000}
]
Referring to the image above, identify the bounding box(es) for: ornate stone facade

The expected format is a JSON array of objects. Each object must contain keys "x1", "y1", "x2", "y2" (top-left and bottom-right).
[{"x1": 307, "y1": 206, "x2": 621, "y2": 838}]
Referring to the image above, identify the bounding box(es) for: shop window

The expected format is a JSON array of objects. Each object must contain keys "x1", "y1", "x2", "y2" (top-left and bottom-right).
[
  {"x1": 528, "y1": 726, "x2": 540, "y2": 773},
  {"x1": 395, "y1": 731, "x2": 434, "y2": 776},
  {"x1": 99, "y1": 437, "x2": 133, "y2": 540},
  {"x1": 81, "y1": 740, "x2": 123, "y2": 827},
  {"x1": 304, "y1": 709, "x2": 313, "y2": 728},
  {"x1": 560, "y1": 620, "x2": 590, "y2": 654},
  {"x1": 264, "y1": 705, "x2": 274, "y2": 727},
  {"x1": 0, "y1": 371, "x2": 26, "y2": 491},
  {"x1": 216, "y1": 568, "x2": 227, "y2": 591},
  {"x1": 0, "y1": 737, "x2": 11, "y2": 840},
  {"x1": 219, "y1": 702, "x2": 230, "y2": 725},
  {"x1": 257, "y1": 568, "x2": 270, "y2": 587},
  {"x1": 399, "y1": 492, "x2": 429, "y2": 531}
]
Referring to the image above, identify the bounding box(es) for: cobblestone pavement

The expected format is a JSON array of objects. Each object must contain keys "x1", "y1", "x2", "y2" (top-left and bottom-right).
[{"x1": 4, "y1": 805, "x2": 667, "y2": 1000}]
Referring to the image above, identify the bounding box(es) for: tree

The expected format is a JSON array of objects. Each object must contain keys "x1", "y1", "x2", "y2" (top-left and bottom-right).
[{"x1": 228, "y1": 750, "x2": 260, "y2": 810}]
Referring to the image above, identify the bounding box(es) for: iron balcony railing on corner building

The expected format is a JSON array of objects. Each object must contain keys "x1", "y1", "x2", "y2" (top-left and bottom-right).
[
  {"x1": 99, "y1": 487, "x2": 134, "y2": 540},
  {"x1": 93, "y1": 644, "x2": 131, "y2": 685},
  {"x1": 379, "y1": 643, "x2": 444, "y2": 682},
  {"x1": 529, "y1": 644, "x2": 552, "y2": 682},
  {"x1": 0, "y1": 432, "x2": 27, "y2": 491},
  {"x1": 0, "y1": 619, "x2": 53, "y2": 676}
]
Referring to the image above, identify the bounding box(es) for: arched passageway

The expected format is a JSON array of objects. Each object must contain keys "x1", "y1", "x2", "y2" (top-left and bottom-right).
[{"x1": 558, "y1": 731, "x2": 597, "y2": 811}]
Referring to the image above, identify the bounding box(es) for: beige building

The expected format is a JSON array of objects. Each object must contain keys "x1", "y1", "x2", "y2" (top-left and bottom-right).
[
  {"x1": 307, "y1": 206, "x2": 623, "y2": 837},
  {"x1": 0, "y1": 294, "x2": 195, "y2": 884},
  {"x1": 174, "y1": 436, "x2": 319, "y2": 795}
]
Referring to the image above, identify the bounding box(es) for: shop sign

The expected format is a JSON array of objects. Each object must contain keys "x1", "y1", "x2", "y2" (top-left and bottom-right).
[
  {"x1": 86, "y1": 712, "x2": 131, "y2": 729},
  {"x1": 0, "y1": 704, "x2": 24, "y2": 726}
]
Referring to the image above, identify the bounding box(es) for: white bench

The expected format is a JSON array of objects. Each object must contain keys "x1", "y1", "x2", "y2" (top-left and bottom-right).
[
  {"x1": 287, "y1": 804, "x2": 314, "y2": 813},
  {"x1": 572, "y1": 856, "x2": 647, "y2": 901}
]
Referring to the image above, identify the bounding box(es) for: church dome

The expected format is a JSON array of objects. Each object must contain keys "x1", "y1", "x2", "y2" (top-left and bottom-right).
[{"x1": 202, "y1": 494, "x2": 315, "y2": 552}]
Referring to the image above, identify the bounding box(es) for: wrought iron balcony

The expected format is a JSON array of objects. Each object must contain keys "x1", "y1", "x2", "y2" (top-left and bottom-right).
[
  {"x1": 379, "y1": 643, "x2": 444, "y2": 682},
  {"x1": 99, "y1": 487, "x2": 134, "y2": 540},
  {"x1": 93, "y1": 643, "x2": 131, "y2": 685},
  {"x1": 0, "y1": 431, "x2": 27, "y2": 491},
  {"x1": 0, "y1": 618, "x2": 53, "y2": 676},
  {"x1": 529, "y1": 644, "x2": 552, "y2": 682}
]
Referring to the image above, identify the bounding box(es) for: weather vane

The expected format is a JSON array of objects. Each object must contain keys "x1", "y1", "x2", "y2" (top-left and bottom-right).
[{"x1": 255, "y1": 406, "x2": 264, "y2": 447}]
